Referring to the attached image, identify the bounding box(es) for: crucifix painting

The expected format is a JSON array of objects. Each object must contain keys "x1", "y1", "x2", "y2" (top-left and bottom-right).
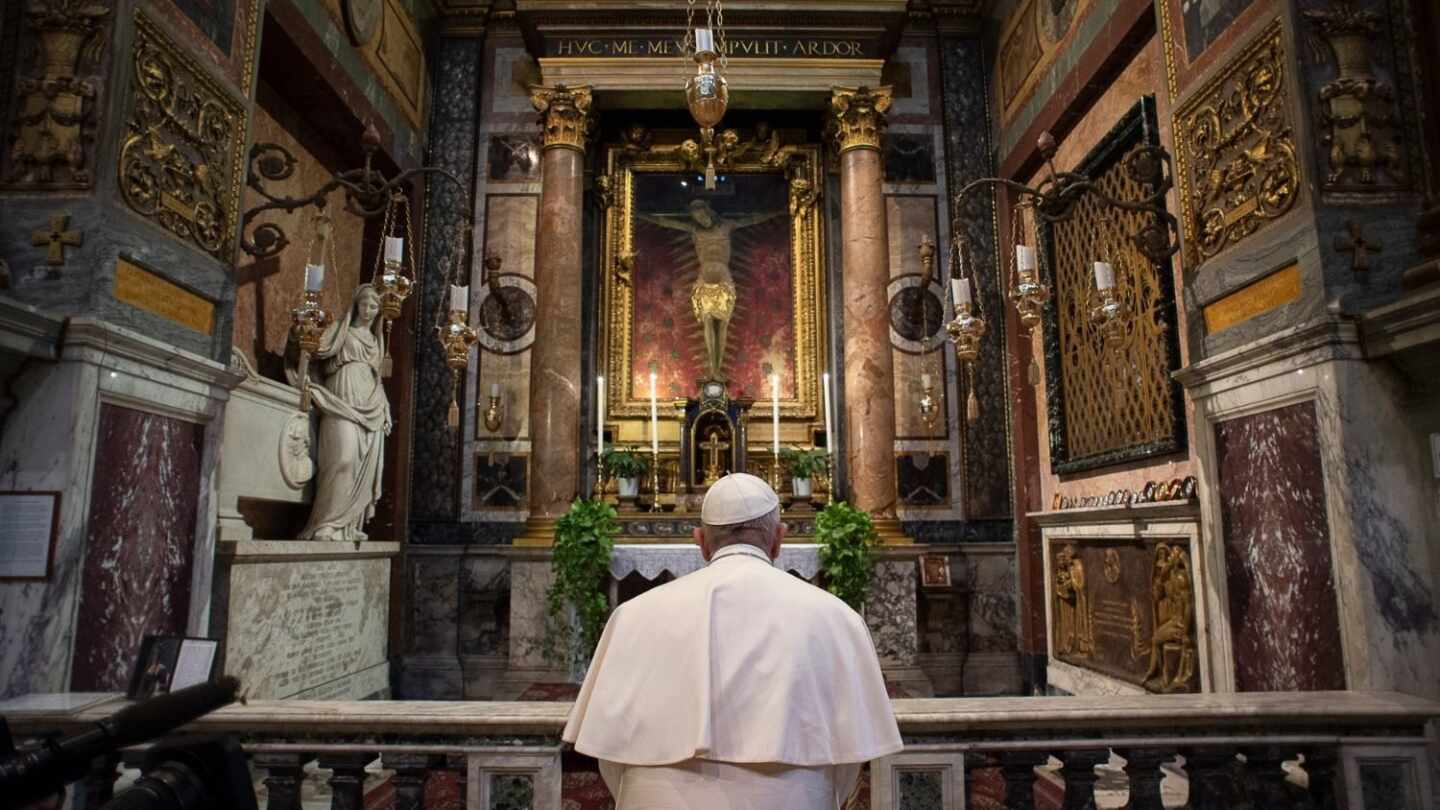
[{"x1": 629, "y1": 171, "x2": 797, "y2": 402}]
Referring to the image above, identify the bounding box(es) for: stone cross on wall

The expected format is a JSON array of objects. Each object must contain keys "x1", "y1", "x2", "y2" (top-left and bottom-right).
[
  {"x1": 32, "y1": 213, "x2": 82, "y2": 265},
  {"x1": 1335, "y1": 220, "x2": 1381, "y2": 275}
]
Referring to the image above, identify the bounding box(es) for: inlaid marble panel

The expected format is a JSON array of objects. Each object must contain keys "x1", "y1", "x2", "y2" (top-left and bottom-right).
[
  {"x1": 866, "y1": 560, "x2": 919, "y2": 667},
  {"x1": 1215, "y1": 401, "x2": 1346, "y2": 691},
  {"x1": 70, "y1": 405, "x2": 204, "y2": 691}
]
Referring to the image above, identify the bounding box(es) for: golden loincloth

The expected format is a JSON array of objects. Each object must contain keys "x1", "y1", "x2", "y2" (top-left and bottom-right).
[{"x1": 690, "y1": 280, "x2": 736, "y2": 323}]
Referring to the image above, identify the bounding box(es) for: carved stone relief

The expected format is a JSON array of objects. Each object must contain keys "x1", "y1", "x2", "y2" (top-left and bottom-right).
[
  {"x1": 1175, "y1": 21, "x2": 1301, "y2": 267},
  {"x1": 2, "y1": 0, "x2": 112, "y2": 189},
  {"x1": 1302, "y1": 0, "x2": 1407, "y2": 191},
  {"x1": 118, "y1": 11, "x2": 246, "y2": 260}
]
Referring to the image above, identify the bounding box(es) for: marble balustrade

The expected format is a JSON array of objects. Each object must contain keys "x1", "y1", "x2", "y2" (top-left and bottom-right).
[{"x1": 5, "y1": 691, "x2": 1436, "y2": 809}]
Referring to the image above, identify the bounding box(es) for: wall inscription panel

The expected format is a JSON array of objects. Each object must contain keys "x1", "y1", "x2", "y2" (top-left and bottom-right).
[
  {"x1": 1050, "y1": 538, "x2": 1199, "y2": 693},
  {"x1": 223, "y1": 554, "x2": 390, "y2": 699}
]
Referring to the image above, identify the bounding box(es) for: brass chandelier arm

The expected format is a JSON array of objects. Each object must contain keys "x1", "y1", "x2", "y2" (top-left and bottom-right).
[
  {"x1": 240, "y1": 139, "x2": 473, "y2": 260},
  {"x1": 949, "y1": 141, "x2": 1182, "y2": 266}
]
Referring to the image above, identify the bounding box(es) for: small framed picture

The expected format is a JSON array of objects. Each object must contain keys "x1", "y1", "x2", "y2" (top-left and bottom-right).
[
  {"x1": 918, "y1": 554, "x2": 951, "y2": 589},
  {"x1": 128, "y1": 635, "x2": 220, "y2": 699}
]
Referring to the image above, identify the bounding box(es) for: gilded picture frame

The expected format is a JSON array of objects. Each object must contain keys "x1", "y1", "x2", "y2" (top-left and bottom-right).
[{"x1": 598, "y1": 141, "x2": 827, "y2": 422}]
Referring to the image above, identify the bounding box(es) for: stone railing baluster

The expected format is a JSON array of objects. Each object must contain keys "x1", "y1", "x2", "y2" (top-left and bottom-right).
[
  {"x1": 1182, "y1": 747, "x2": 1244, "y2": 810},
  {"x1": 1001, "y1": 750, "x2": 1050, "y2": 810},
  {"x1": 1060, "y1": 748, "x2": 1108, "y2": 810},
  {"x1": 1298, "y1": 746, "x2": 1340, "y2": 810},
  {"x1": 1241, "y1": 745, "x2": 1296, "y2": 808},
  {"x1": 255, "y1": 752, "x2": 311, "y2": 810},
  {"x1": 319, "y1": 751, "x2": 374, "y2": 810},
  {"x1": 1117, "y1": 747, "x2": 1170, "y2": 810},
  {"x1": 384, "y1": 753, "x2": 436, "y2": 810}
]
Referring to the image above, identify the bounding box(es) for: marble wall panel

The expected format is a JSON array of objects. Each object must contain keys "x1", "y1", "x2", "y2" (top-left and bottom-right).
[
  {"x1": 235, "y1": 97, "x2": 367, "y2": 380},
  {"x1": 886, "y1": 196, "x2": 947, "y2": 443},
  {"x1": 507, "y1": 560, "x2": 554, "y2": 671},
  {"x1": 866, "y1": 560, "x2": 920, "y2": 667},
  {"x1": 71, "y1": 404, "x2": 204, "y2": 691},
  {"x1": 410, "y1": 555, "x2": 461, "y2": 657},
  {"x1": 938, "y1": 36, "x2": 1010, "y2": 519},
  {"x1": 1214, "y1": 401, "x2": 1346, "y2": 691},
  {"x1": 461, "y1": 558, "x2": 511, "y2": 657},
  {"x1": 411, "y1": 36, "x2": 481, "y2": 522},
  {"x1": 477, "y1": 194, "x2": 538, "y2": 442}
]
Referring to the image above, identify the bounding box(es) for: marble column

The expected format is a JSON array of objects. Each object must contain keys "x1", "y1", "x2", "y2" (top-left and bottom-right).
[
  {"x1": 524, "y1": 85, "x2": 592, "y2": 531},
  {"x1": 832, "y1": 86, "x2": 900, "y2": 523}
]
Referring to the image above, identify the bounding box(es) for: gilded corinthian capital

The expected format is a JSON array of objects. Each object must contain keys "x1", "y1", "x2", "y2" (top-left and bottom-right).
[
  {"x1": 829, "y1": 86, "x2": 893, "y2": 154},
  {"x1": 529, "y1": 84, "x2": 594, "y2": 152}
]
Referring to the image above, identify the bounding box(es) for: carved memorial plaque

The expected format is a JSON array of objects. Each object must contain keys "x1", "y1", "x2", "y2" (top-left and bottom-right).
[{"x1": 1051, "y1": 538, "x2": 1199, "y2": 693}]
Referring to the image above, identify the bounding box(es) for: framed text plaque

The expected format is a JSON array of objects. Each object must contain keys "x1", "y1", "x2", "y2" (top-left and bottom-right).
[{"x1": 0, "y1": 491, "x2": 60, "y2": 580}]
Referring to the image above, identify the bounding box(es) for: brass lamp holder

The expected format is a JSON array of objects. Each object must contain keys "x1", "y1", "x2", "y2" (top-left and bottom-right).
[
  {"x1": 292, "y1": 290, "x2": 332, "y2": 413},
  {"x1": 483, "y1": 393, "x2": 503, "y2": 432},
  {"x1": 1091, "y1": 285, "x2": 1130, "y2": 352},
  {"x1": 438, "y1": 309, "x2": 479, "y2": 428}
]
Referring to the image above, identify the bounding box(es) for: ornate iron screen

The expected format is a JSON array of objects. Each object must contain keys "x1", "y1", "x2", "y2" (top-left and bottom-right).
[{"x1": 1040, "y1": 97, "x2": 1186, "y2": 474}]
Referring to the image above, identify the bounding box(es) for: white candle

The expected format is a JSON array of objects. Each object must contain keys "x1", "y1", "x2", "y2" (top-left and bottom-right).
[
  {"x1": 922, "y1": 372, "x2": 932, "y2": 389},
  {"x1": 650, "y1": 372, "x2": 659, "y2": 457},
  {"x1": 1093, "y1": 261, "x2": 1115, "y2": 290},
  {"x1": 384, "y1": 236, "x2": 404, "y2": 264},
  {"x1": 449, "y1": 284, "x2": 468, "y2": 312},
  {"x1": 822, "y1": 372, "x2": 834, "y2": 457},
  {"x1": 1016, "y1": 245, "x2": 1036, "y2": 274},
  {"x1": 950, "y1": 277, "x2": 971, "y2": 308},
  {"x1": 596, "y1": 376, "x2": 605, "y2": 460},
  {"x1": 490, "y1": 382, "x2": 501, "y2": 398},
  {"x1": 771, "y1": 373, "x2": 780, "y2": 457},
  {"x1": 696, "y1": 27, "x2": 714, "y2": 53},
  {"x1": 304, "y1": 263, "x2": 325, "y2": 292}
]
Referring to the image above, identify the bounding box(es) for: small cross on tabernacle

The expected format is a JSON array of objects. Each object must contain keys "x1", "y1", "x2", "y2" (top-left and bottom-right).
[
  {"x1": 1335, "y1": 220, "x2": 1381, "y2": 275},
  {"x1": 31, "y1": 213, "x2": 83, "y2": 266}
]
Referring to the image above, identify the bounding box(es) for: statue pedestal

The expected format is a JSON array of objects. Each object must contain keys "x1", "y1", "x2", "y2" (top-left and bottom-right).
[{"x1": 210, "y1": 540, "x2": 396, "y2": 699}]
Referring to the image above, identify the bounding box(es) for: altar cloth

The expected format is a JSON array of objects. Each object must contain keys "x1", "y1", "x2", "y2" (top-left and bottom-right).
[{"x1": 609, "y1": 543, "x2": 822, "y2": 581}]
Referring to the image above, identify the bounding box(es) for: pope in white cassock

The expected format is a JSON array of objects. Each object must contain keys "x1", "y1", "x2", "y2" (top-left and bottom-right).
[{"x1": 563, "y1": 473, "x2": 903, "y2": 809}]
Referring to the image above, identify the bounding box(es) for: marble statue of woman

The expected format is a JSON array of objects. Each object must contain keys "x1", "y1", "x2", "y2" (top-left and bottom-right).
[{"x1": 299, "y1": 283, "x2": 391, "y2": 541}]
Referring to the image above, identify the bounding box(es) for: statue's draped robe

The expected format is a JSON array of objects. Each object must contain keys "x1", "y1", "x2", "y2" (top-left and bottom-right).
[
  {"x1": 300, "y1": 319, "x2": 389, "y2": 541},
  {"x1": 564, "y1": 543, "x2": 902, "y2": 809}
]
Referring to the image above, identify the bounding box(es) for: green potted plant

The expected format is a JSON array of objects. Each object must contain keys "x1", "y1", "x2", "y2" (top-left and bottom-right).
[
  {"x1": 544, "y1": 498, "x2": 620, "y2": 678},
  {"x1": 780, "y1": 447, "x2": 828, "y2": 498},
  {"x1": 601, "y1": 447, "x2": 650, "y2": 498},
  {"x1": 815, "y1": 501, "x2": 877, "y2": 611}
]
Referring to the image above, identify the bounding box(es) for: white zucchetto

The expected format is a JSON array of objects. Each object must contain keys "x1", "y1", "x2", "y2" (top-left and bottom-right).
[{"x1": 700, "y1": 472, "x2": 780, "y2": 525}]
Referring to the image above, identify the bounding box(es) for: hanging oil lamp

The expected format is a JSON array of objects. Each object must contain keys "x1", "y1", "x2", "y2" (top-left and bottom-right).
[
  {"x1": 372, "y1": 193, "x2": 415, "y2": 377},
  {"x1": 292, "y1": 212, "x2": 335, "y2": 412}
]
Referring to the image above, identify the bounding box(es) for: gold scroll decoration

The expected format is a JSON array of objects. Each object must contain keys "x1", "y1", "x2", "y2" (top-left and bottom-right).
[
  {"x1": 829, "y1": 86, "x2": 893, "y2": 153},
  {"x1": 3, "y1": 0, "x2": 112, "y2": 189},
  {"x1": 1174, "y1": 20, "x2": 1301, "y2": 267},
  {"x1": 118, "y1": 12, "x2": 247, "y2": 260},
  {"x1": 529, "y1": 84, "x2": 594, "y2": 153}
]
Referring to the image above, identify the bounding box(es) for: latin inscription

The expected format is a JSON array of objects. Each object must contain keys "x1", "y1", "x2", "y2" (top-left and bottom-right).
[
  {"x1": 548, "y1": 37, "x2": 873, "y2": 59},
  {"x1": 114, "y1": 258, "x2": 217, "y2": 335},
  {"x1": 223, "y1": 557, "x2": 389, "y2": 699}
]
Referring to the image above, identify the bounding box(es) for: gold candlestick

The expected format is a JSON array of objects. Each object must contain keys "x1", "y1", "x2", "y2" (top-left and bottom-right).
[{"x1": 648, "y1": 447, "x2": 662, "y2": 513}]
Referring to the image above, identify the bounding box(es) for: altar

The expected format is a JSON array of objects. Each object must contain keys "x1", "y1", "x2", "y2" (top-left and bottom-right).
[{"x1": 609, "y1": 543, "x2": 823, "y2": 584}]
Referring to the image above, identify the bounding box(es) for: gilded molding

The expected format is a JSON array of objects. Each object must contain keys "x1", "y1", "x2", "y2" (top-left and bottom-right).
[
  {"x1": 528, "y1": 83, "x2": 593, "y2": 152},
  {"x1": 2, "y1": 0, "x2": 112, "y2": 189},
  {"x1": 598, "y1": 144, "x2": 827, "y2": 421},
  {"x1": 828, "y1": 85, "x2": 892, "y2": 153},
  {"x1": 1301, "y1": 0, "x2": 1404, "y2": 190},
  {"x1": 118, "y1": 11, "x2": 247, "y2": 260},
  {"x1": 1174, "y1": 21, "x2": 1300, "y2": 267}
]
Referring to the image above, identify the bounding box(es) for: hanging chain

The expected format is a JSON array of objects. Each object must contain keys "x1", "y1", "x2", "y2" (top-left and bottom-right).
[
  {"x1": 711, "y1": 0, "x2": 727, "y2": 70},
  {"x1": 372, "y1": 197, "x2": 398, "y2": 280},
  {"x1": 683, "y1": 0, "x2": 696, "y2": 57}
]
